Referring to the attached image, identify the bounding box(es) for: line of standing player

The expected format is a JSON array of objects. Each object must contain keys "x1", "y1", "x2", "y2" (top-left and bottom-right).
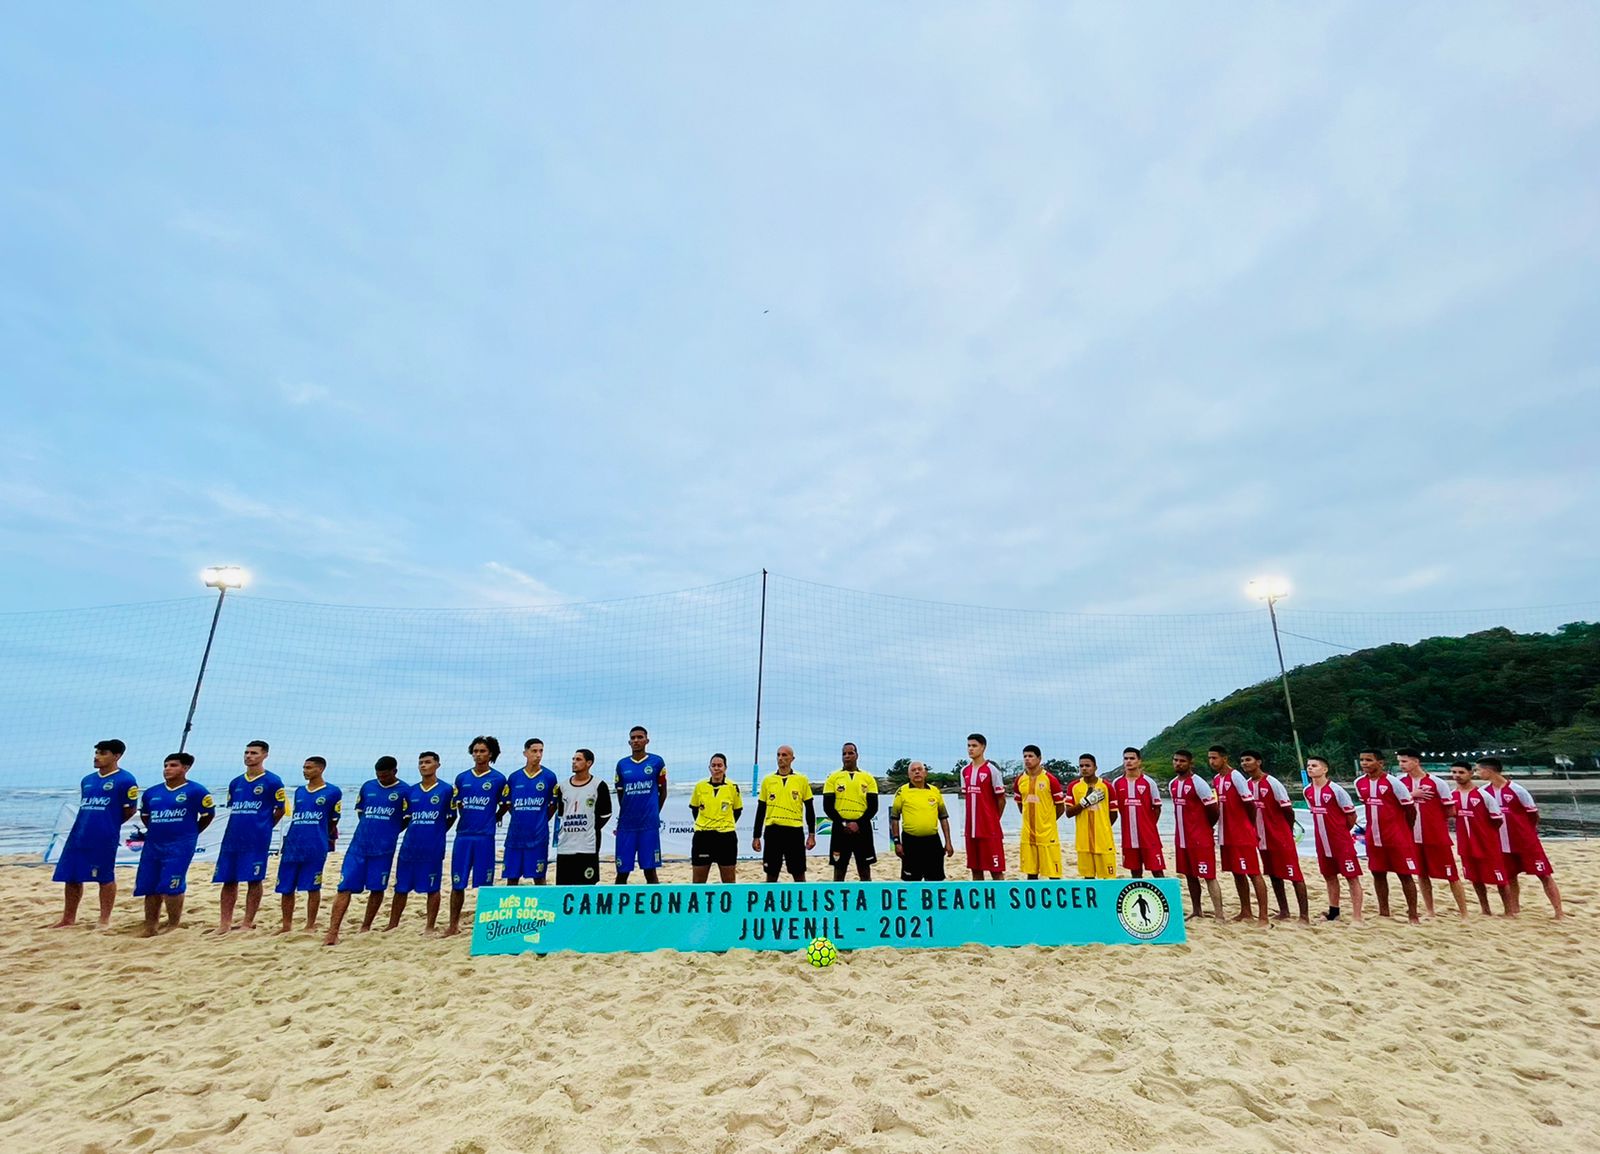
[{"x1": 49, "y1": 731, "x2": 1565, "y2": 938}]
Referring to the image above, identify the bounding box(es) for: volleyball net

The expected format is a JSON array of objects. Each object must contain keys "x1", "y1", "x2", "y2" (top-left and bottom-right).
[{"x1": 2, "y1": 572, "x2": 1596, "y2": 850}]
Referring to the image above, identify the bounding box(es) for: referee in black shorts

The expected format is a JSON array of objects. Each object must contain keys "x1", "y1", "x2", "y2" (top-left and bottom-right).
[
  {"x1": 824, "y1": 742, "x2": 880, "y2": 881},
  {"x1": 688, "y1": 753, "x2": 742, "y2": 883},
  {"x1": 752, "y1": 745, "x2": 816, "y2": 882},
  {"x1": 890, "y1": 760, "x2": 955, "y2": 881}
]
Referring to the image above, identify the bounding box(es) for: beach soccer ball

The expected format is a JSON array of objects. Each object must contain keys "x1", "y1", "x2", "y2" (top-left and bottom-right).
[{"x1": 806, "y1": 937, "x2": 838, "y2": 968}]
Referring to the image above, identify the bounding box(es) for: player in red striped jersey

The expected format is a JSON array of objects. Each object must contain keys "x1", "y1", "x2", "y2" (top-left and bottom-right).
[
  {"x1": 1241, "y1": 751, "x2": 1308, "y2": 924},
  {"x1": 1355, "y1": 749, "x2": 1421, "y2": 923},
  {"x1": 1168, "y1": 750, "x2": 1224, "y2": 920},
  {"x1": 1209, "y1": 745, "x2": 1268, "y2": 925},
  {"x1": 961, "y1": 734, "x2": 1008, "y2": 880},
  {"x1": 1476, "y1": 758, "x2": 1564, "y2": 919},
  {"x1": 1447, "y1": 761, "x2": 1515, "y2": 916},
  {"x1": 1111, "y1": 748, "x2": 1165, "y2": 877},
  {"x1": 1397, "y1": 748, "x2": 1467, "y2": 919},
  {"x1": 1303, "y1": 757, "x2": 1364, "y2": 923}
]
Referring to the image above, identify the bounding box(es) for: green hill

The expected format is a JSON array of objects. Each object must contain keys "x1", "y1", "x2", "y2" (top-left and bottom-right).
[{"x1": 1139, "y1": 622, "x2": 1600, "y2": 777}]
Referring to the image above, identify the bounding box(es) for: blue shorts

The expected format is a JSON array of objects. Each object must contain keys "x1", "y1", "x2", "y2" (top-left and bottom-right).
[
  {"x1": 393, "y1": 858, "x2": 445, "y2": 895},
  {"x1": 275, "y1": 857, "x2": 328, "y2": 894},
  {"x1": 338, "y1": 851, "x2": 393, "y2": 893},
  {"x1": 502, "y1": 845, "x2": 549, "y2": 882},
  {"x1": 134, "y1": 845, "x2": 196, "y2": 896},
  {"x1": 451, "y1": 836, "x2": 494, "y2": 889},
  {"x1": 54, "y1": 838, "x2": 117, "y2": 885},
  {"x1": 212, "y1": 847, "x2": 269, "y2": 885},
  {"x1": 615, "y1": 825, "x2": 663, "y2": 873}
]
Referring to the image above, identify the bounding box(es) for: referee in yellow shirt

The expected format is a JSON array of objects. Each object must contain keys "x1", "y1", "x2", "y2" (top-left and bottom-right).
[
  {"x1": 1064, "y1": 754, "x2": 1118, "y2": 879},
  {"x1": 889, "y1": 761, "x2": 954, "y2": 881},
  {"x1": 688, "y1": 753, "x2": 742, "y2": 884},
  {"x1": 823, "y1": 742, "x2": 879, "y2": 881},
  {"x1": 752, "y1": 745, "x2": 816, "y2": 883}
]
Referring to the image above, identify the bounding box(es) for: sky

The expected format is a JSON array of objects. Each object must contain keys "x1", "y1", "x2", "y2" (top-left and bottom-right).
[{"x1": 3, "y1": 3, "x2": 1598, "y2": 618}]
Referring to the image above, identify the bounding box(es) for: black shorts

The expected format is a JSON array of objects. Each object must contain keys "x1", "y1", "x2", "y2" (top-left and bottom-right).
[
  {"x1": 555, "y1": 854, "x2": 600, "y2": 886},
  {"x1": 691, "y1": 830, "x2": 738, "y2": 868},
  {"x1": 899, "y1": 833, "x2": 946, "y2": 882},
  {"x1": 762, "y1": 825, "x2": 807, "y2": 878},
  {"x1": 829, "y1": 823, "x2": 877, "y2": 870}
]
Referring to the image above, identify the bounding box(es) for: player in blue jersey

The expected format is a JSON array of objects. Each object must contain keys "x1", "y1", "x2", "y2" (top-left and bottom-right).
[
  {"x1": 385, "y1": 751, "x2": 455, "y2": 933},
  {"x1": 502, "y1": 738, "x2": 560, "y2": 884},
  {"x1": 324, "y1": 755, "x2": 409, "y2": 946},
  {"x1": 445, "y1": 736, "x2": 508, "y2": 936},
  {"x1": 275, "y1": 757, "x2": 342, "y2": 933},
  {"x1": 51, "y1": 739, "x2": 139, "y2": 929},
  {"x1": 614, "y1": 726, "x2": 668, "y2": 884},
  {"x1": 133, "y1": 753, "x2": 215, "y2": 937},
  {"x1": 213, "y1": 740, "x2": 287, "y2": 933}
]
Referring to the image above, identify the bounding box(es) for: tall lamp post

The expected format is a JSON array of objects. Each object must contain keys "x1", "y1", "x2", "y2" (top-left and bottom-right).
[
  {"x1": 1247, "y1": 576, "x2": 1306, "y2": 781},
  {"x1": 180, "y1": 566, "x2": 248, "y2": 753}
]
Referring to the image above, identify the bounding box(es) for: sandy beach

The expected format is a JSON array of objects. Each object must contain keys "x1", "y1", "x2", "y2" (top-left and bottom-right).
[{"x1": 2, "y1": 843, "x2": 1596, "y2": 1154}]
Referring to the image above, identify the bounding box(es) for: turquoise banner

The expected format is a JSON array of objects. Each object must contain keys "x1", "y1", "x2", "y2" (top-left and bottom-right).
[{"x1": 469, "y1": 879, "x2": 1185, "y2": 955}]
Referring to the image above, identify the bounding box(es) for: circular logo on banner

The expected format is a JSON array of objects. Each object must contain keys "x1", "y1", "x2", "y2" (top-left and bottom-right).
[{"x1": 1115, "y1": 881, "x2": 1169, "y2": 941}]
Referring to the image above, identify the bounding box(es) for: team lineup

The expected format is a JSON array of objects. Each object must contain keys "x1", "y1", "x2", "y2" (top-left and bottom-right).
[{"x1": 49, "y1": 726, "x2": 1565, "y2": 943}]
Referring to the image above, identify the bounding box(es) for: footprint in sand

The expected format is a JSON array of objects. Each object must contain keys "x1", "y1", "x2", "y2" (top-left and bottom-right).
[{"x1": 163, "y1": 1112, "x2": 245, "y2": 1148}]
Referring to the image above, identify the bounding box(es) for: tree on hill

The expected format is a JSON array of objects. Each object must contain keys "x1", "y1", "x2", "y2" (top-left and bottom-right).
[{"x1": 1139, "y1": 622, "x2": 1600, "y2": 778}]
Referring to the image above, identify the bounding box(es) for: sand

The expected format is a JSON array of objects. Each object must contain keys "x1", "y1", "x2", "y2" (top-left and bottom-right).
[{"x1": 2, "y1": 843, "x2": 1596, "y2": 1154}]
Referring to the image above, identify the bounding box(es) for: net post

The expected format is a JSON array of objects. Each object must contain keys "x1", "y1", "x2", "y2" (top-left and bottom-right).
[
  {"x1": 179, "y1": 587, "x2": 228, "y2": 754},
  {"x1": 752, "y1": 569, "x2": 767, "y2": 794}
]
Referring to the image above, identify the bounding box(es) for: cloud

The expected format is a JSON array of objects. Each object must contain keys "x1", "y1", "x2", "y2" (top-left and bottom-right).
[
  {"x1": 475, "y1": 562, "x2": 566, "y2": 606},
  {"x1": 0, "y1": 3, "x2": 1596, "y2": 621}
]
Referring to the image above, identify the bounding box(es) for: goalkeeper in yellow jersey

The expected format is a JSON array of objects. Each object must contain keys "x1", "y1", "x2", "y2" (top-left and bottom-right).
[
  {"x1": 1064, "y1": 754, "x2": 1118, "y2": 879},
  {"x1": 1013, "y1": 744, "x2": 1067, "y2": 879}
]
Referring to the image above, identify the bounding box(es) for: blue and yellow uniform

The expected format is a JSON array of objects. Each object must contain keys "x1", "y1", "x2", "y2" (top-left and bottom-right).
[
  {"x1": 338, "y1": 778, "x2": 409, "y2": 893},
  {"x1": 394, "y1": 780, "x2": 455, "y2": 895},
  {"x1": 133, "y1": 780, "x2": 214, "y2": 895},
  {"x1": 450, "y1": 767, "x2": 507, "y2": 889},
  {"x1": 275, "y1": 783, "x2": 342, "y2": 894},
  {"x1": 212, "y1": 770, "x2": 286, "y2": 884},
  {"x1": 503, "y1": 767, "x2": 560, "y2": 881},
  {"x1": 614, "y1": 754, "x2": 666, "y2": 872},
  {"x1": 53, "y1": 768, "x2": 139, "y2": 884}
]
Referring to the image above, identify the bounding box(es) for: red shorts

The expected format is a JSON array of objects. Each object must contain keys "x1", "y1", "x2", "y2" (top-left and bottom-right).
[
  {"x1": 1462, "y1": 854, "x2": 1508, "y2": 887},
  {"x1": 1316, "y1": 852, "x2": 1362, "y2": 880},
  {"x1": 1174, "y1": 843, "x2": 1215, "y2": 879},
  {"x1": 1261, "y1": 846, "x2": 1304, "y2": 882},
  {"x1": 1503, "y1": 850, "x2": 1553, "y2": 878},
  {"x1": 1121, "y1": 843, "x2": 1166, "y2": 873},
  {"x1": 1418, "y1": 843, "x2": 1458, "y2": 881},
  {"x1": 965, "y1": 837, "x2": 1006, "y2": 874},
  {"x1": 1366, "y1": 842, "x2": 1419, "y2": 875},
  {"x1": 1221, "y1": 843, "x2": 1260, "y2": 877}
]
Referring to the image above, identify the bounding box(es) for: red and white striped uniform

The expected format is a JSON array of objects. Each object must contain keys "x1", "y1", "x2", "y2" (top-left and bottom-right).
[
  {"x1": 1304, "y1": 781, "x2": 1361, "y2": 879},
  {"x1": 1111, "y1": 774, "x2": 1164, "y2": 873},
  {"x1": 1453, "y1": 784, "x2": 1509, "y2": 887},
  {"x1": 1249, "y1": 774, "x2": 1303, "y2": 882},
  {"x1": 1214, "y1": 768, "x2": 1260, "y2": 876},
  {"x1": 1355, "y1": 773, "x2": 1419, "y2": 875},
  {"x1": 1404, "y1": 771, "x2": 1459, "y2": 881},
  {"x1": 1492, "y1": 780, "x2": 1554, "y2": 877},
  {"x1": 1167, "y1": 773, "x2": 1216, "y2": 879}
]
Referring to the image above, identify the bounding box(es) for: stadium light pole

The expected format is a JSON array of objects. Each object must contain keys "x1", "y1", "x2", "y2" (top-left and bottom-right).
[
  {"x1": 180, "y1": 566, "x2": 248, "y2": 753},
  {"x1": 1247, "y1": 576, "x2": 1307, "y2": 782}
]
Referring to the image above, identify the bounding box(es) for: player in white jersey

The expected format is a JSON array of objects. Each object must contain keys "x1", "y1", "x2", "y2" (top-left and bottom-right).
[{"x1": 555, "y1": 750, "x2": 612, "y2": 885}]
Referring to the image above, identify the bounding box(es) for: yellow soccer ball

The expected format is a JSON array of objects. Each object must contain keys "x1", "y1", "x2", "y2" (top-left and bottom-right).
[{"x1": 806, "y1": 937, "x2": 838, "y2": 968}]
